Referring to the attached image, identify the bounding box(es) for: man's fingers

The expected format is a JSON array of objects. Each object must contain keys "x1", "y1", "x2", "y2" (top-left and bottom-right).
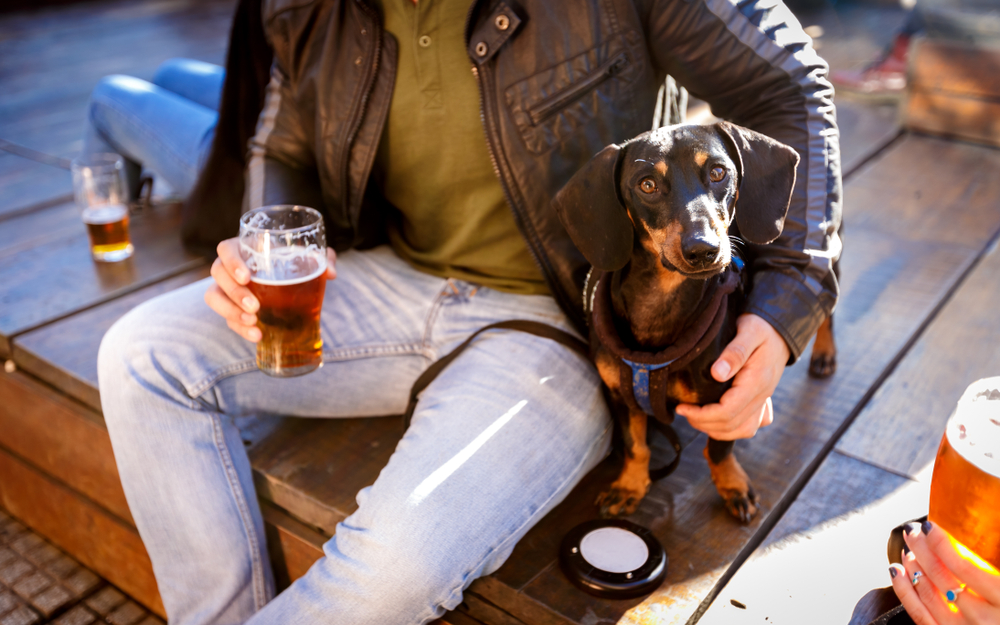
[
  {"x1": 226, "y1": 318, "x2": 261, "y2": 342},
  {"x1": 712, "y1": 338, "x2": 751, "y2": 382},
  {"x1": 217, "y1": 238, "x2": 252, "y2": 285},
  {"x1": 325, "y1": 247, "x2": 338, "y2": 280},
  {"x1": 210, "y1": 258, "x2": 258, "y2": 313}
]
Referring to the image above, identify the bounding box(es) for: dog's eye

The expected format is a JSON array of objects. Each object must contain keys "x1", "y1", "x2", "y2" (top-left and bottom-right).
[
  {"x1": 709, "y1": 167, "x2": 726, "y2": 183},
  {"x1": 639, "y1": 178, "x2": 657, "y2": 194}
]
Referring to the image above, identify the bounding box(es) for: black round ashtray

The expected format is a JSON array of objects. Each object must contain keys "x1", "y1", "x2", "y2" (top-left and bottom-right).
[{"x1": 559, "y1": 519, "x2": 667, "y2": 599}]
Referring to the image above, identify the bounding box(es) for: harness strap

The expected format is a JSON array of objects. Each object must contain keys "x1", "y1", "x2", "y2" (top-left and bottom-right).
[{"x1": 403, "y1": 320, "x2": 590, "y2": 430}]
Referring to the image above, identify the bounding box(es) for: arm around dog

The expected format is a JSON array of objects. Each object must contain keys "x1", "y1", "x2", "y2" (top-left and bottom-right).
[{"x1": 637, "y1": 0, "x2": 842, "y2": 362}]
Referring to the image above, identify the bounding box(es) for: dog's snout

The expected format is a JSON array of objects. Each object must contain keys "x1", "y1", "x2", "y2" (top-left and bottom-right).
[{"x1": 681, "y1": 234, "x2": 720, "y2": 269}]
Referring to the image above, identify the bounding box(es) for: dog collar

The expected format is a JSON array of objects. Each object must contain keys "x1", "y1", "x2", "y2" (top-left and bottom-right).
[{"x1": 588, "y1": 263, "x2": 742, "y2": 422}]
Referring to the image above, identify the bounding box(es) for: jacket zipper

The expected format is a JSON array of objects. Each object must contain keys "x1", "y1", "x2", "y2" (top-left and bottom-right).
[
  {"x1": 341, "y1": 0, "x2": 382, "y2": 222},
  {"x1": 526, "y1": 52, "x2": 628, "y2": 126},
  {"x1": 472, "y1": 62, "x2": 576, "y2": 320}
]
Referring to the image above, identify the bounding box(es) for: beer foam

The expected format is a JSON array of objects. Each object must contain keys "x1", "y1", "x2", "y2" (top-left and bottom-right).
[
  {"x1": 242, "y1": 244, "x2": 327, "y2": 284},
  {"x1": 946, "y1": 377, "x2": 1000, "y2": 477},
  {"x1": 82, "y1": 204, "x2": 128, "y2": 224}
]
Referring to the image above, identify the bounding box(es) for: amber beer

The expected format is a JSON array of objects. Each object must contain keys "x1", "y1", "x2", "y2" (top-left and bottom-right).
[
  {"x1": 928, "y1": 377, "x2": 1000, "y2": 569},
  {"x1": 247, "y1": 249, "x2": 327, "y2": 376},
  {"x1": 83, "y1": 204, "x2": 133, "y2": 261},
  {"x1": 240, "y1": 205, "x2": 327, "y2": 377}
]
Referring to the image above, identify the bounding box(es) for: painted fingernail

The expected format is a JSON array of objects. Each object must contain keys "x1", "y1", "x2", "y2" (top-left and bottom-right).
[
  {"x1": 905, "y1": 522, "x2": 922, "y2": 537},
  {"x1": 921, "y1": 520, "x2": 933, "y2": 535},
  {"x1": 902, "y1": 544, "x2": 911, "y2": 556},
  {"x1": 242, "y1": 297, "x2": 258, "y2": 312},
  {"x1": 889, "y1": 567, "x2": 897, "y2": 579}
]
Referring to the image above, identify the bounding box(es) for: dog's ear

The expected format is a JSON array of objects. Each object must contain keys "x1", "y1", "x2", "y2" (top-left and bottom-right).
[
  {"x1": 553, "y1": 143, "x2": 633, "y2": 271},
  {"x1": 715, "y1": 121, "x2": 799, "y2": 245}
]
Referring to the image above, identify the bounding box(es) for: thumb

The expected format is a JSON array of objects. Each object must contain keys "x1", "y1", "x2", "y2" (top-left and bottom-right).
[
  {"x1": 325, "y1": 248, "x2": 338, "y2": 280},
  {"x1": 712, "y1": 334, "x2": 753, "y2": 382}
]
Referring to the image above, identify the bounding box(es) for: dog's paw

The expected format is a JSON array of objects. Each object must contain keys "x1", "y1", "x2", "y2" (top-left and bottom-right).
[
  {"x1": 596, "y1": 481, "x2": 649, "y2": 517},
  {"x1": 808, "y1": 350, "x2": 837, "y2": 378},
  {"x1": 721, "y1": 485, "x2": 760, "y2": 524}
]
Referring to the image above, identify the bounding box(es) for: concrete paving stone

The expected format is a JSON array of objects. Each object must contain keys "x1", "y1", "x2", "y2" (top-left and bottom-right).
[
  {"x1": 27, "y1": 583, "x2": 72, "y2": 618},
  {"x1": 0, "y1": 559, "x2": 34, "y2": 587},
  {"x1": 23, "y1": 544, "x2": 61, "y2": 569},
  {"x1": 45, "y1": 556, "x2": 79, "y2": 582},
  {"x1": 105, "y1": 601, "x2": 145, "y2": 625},
  {"x1": 11, "y1": 571, "x2": 53, "y2": 600},
  {"x1": 0, "y1": 590, "x2": 21, "y2": 617},
  {"x1": 52, "y1": 606, "x2": 96, "y2": 625},
  {"x1": 61, "y1": 570, "x2": 99, "y2": 599},
  {"x1": 0, "y1": 605, "x2": 39, "y2": 625},
  {"x1": 7, "y1": 536, "x2": 42, "y2": 558},
  {"x1": 0, "y1": 549, "x2": 17, "y2": 567},
  {"x1": 135, "y1": 616, "x2": 164, "y2": 625},
  {"x1": 83, "y1": 587, "x2": 124, "y2": 617}
]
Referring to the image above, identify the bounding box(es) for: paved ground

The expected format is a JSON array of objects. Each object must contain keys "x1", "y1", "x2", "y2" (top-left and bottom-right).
[{"x1": 0, "y1": 509, "x2": 163, "y2": 625}]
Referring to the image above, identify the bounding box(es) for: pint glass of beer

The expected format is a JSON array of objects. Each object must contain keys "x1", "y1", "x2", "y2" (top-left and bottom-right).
[
  {"x1": 71, "y1": 154, "x2": 133, "y2": 262},
  {"x1": 239, "y1": 205, "x2": 327, "y2": 377},
  {"x1": 928, "y1": 376, "x2": 1000, "y2": 569}
]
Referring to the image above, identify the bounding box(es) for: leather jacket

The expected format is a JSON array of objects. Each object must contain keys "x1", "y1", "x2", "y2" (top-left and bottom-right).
[{"x1": 249, "y1": 0, "x2": 842, "y2": 361}]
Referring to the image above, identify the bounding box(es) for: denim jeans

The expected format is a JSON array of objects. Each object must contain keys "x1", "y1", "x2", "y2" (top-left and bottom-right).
[
  {"x1": 98, "y1": 246, "x2": 613, "y2": 625},
  {"x1": 82, "y1": 58, "x2": 223, "y2": 199}
]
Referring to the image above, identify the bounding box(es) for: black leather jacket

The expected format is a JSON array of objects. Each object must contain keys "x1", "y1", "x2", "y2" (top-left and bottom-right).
[{"x1": 249, "y1": 0, "x2": 842, "y2": 360}]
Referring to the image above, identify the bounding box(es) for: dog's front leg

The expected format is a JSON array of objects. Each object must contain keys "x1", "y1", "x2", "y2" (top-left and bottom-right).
[
  {"x1": 704, "y1": 438, "x2": 759, "y2": 523},
  {"x1": 597, "y1": 401, "x2": 652, "y2": 517}
]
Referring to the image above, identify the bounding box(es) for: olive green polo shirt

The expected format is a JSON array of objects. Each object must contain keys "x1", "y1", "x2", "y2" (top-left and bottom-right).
[{"x1": 372, "y1": 0, "x2": 548, "y2": 295}]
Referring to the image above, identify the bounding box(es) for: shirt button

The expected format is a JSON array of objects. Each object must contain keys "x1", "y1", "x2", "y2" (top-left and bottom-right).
[
  {"x1": 475, "y1": 41, "x2": 488, "y2": 57},
  {"x1": 419, "y1": 35, "x2": 432, "y2": 48},
  {"x1": 495, "y1": 14, "x2": 510, "y2": 30}
]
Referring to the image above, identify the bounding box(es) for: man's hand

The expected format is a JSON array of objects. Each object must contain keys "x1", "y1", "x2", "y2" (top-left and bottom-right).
[
  {"x1": 674, "y1": 313, "x2": 790, "y2": 441},
  {"x1": 204, "y1": 237, "x2": 337, "y2": 342}
]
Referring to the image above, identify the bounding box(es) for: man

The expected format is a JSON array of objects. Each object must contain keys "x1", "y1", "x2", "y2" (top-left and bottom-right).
[{"x1": 97, "y1": 0, "x2": 841, "y2": 623}]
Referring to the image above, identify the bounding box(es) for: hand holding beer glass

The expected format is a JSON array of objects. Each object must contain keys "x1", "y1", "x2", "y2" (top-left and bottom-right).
[
  {"x1": 889, "y1": 377, "x2": 1000, "y2": 624},
  {"x1": 71, "y1": 154, "x2": 133, "y2": 262}
]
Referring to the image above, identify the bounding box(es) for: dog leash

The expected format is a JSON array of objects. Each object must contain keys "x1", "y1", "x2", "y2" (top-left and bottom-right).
[{"x1": 402, "y1": 319, "x2": 590, "y2": 430}]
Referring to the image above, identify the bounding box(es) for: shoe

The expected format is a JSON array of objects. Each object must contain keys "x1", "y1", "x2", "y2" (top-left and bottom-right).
[{"x1": 831, "y1": 34, "x2": 910, "y2": 99}]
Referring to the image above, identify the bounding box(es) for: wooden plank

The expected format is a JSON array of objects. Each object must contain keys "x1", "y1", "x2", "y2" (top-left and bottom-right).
[
  {"x1": 0, "y1": 200, "x2": 82, "y2": 257},
  {"x1": 696, "y1": 451, "x2": 928, "y2": 625},
  {"x1": 909, "y1": 38, "x2": 1000, "y2": 99},
  {"x1": 0, "y1": 370, "x2": 132, "y2": 524},
  {"x1": 836, "y1": 99, "x2": 900, "y2": 176},
  {"x1": 0, "y1": 446, "x2": 164, "y2": 616},
  {"x1": 475, "y1": 135, "x2": 1000, "y2": 624},
  {"x1": 261, "y1": 499, "x2": 325, "y2": 590},
  {"x1": 0, "y1": 201, "x2": 207, "y2": 358},
  {"x1": 0, "y1": 152, "x2": 72, "y2": 219},
  {"x1": 13, "y1": 266, "x2": 212, "y2": 411},
  {"x1": 838, "y1": 226, "x2": 1000, "y2": 479}
]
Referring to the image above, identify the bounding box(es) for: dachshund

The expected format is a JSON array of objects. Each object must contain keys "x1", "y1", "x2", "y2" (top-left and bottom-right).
[{"x1": 553, "y1": 122, "x2": 837, "y2": 522}]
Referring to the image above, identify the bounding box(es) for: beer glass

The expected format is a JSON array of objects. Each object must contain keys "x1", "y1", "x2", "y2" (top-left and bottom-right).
[
  {"x1": 71, "y1": 154, "x2": 133, "y2": 262},
  {"x1": 928, "y1": 376, "x2": 1000, "y2": 569},
  {"x1": 239, "y1": 205, "x2": 327, "y2": 377}
]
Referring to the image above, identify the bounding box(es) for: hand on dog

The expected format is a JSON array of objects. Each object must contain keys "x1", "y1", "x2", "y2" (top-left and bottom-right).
[{"x1": 675, "y1": 314, "x2": 789, "y2": 441}]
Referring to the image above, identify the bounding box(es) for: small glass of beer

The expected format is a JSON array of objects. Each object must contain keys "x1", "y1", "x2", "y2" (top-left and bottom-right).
[
  {"x1": 928, "y1": 376, "x2": 1000, "y2": 569},
  {"x1": 71, "y1": 154, "x2": 133, "y2": 262},
  {"x1": 239, "y1": 205, "x2": 327, "y2": 378}
]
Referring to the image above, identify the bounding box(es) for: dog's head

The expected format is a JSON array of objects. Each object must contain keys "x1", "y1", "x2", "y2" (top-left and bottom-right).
[{"x1": 554, "y1": 122, "x2": 800, "y2": 276}]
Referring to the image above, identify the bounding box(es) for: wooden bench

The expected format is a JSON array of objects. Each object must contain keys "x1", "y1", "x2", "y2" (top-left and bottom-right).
[{"x1": 5, "y1": 1, "x2": 1000, "y2": 623}]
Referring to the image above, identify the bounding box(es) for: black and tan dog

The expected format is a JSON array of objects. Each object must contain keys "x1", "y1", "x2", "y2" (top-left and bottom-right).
[{"x1": 554, "y1": 122, "x2": 837, "y2": 522}]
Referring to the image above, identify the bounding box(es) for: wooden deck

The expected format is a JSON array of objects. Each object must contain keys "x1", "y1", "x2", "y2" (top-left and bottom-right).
[{"x1": 3, "y1": 1, "x2": 998, "y2": 624}]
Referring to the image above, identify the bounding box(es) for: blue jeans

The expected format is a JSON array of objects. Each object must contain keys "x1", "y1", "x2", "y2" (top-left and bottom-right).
[
  {"x1": 82, "y1": 58, "x2": 223, "y2": 199},
  {"x1": 98, "y1": 246, "x2": 613, "y2": 625}
]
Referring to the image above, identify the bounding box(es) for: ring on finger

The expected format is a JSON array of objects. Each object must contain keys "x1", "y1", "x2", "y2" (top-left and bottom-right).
[
  {"x1": 945, "y1": 584, "x2": 966, "y2": 603},
  {"x1": 911, "y1": 570, "x2": 923, "y2": 587}
]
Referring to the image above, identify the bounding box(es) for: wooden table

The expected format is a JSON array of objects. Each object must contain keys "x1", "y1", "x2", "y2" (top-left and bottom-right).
[{"x1": 3, "y1": 1, "x2": 999, "y2": 624}]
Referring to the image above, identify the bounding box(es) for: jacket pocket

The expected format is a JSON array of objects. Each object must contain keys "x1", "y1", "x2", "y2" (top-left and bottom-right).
[{"x1": 504, "y1": 37, "x2": 639, "y2": 155}]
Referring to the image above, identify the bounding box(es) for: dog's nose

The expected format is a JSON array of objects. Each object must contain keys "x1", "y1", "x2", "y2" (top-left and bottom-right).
[{"x1": 681, "y1": 235, "x2": 720, "y2": 269}]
